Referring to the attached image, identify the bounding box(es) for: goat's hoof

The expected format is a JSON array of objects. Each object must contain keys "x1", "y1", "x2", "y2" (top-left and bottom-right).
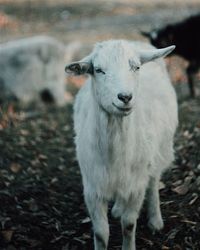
[{"x1": 148, "y1": 216, "x2": 164, "y2": 233}]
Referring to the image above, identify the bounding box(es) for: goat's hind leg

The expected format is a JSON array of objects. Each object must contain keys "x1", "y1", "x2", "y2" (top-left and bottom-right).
[
  {"x1": 85, "y1": 194, "x2": 109, "y2": 250},
  {"x1": 146, "y1": 175, "x2": 164, "y2": 232},
  {"x1": 187, "y1": 62, "x2": 199, "y2": 98},
  {"x1": 111, "y1": 196, "x2": 125, "y2": 219}
]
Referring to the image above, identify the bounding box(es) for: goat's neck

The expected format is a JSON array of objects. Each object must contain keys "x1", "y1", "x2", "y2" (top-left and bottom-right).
[{"x1": 94, "y1": 103, "x2": 133, "y2": 165}]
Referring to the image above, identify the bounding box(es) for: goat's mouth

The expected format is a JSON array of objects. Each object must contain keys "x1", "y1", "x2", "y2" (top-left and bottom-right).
[{"x1": 112, "y1": 102, "x2": 132, "y2": 113}]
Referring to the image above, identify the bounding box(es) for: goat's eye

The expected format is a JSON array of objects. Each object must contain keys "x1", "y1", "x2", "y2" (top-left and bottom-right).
[
  {"x1": 135, "y1": 66, "x2": 140, "y2": 71},
  {"x1": 95, "y1": 68, "x2": 105, "y2": 74},
  {"x1": 130, "y1": 65, "x2": 140, "y2": 72}
]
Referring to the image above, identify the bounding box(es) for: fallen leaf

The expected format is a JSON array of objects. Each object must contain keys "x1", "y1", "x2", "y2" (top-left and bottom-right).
[
  {"x1": 20, "y1": 129, "x2": 29, "y2": 136},
  {"x1": 189, "y1": 194, "x2": 198, "y2": 205},
  {"x1": 172, "y1": 180, "x2": 183, "y2": 187},
  {"x1": 38, "y1": 154, "x2": 48, "y2": 160},
  {"x1": 82, "y1": 233, "x2": 91, "y2": 240},
  {"x1": 51, "y1": 177, "x2": 58, "y2": 183},
  {"x1": 10, "y1": 163, "x2": 22, "y2": 173},
  {"x1": 162, "y1": 246, "x2": 170, "y2": 250},
  {"x1": 180, "y1": 219, "x2": 197, "y2": 225},
  {"x1": 81, "y1": 217, "x2": 91, "y2": 224},
  {"x1": 31, "y1": 159, "x2": 40, "y2": 167},
  {"x1": 1, "y1": 230, "x2": 14, "y2": 242},
  {"x1": 172, "y1": 184, "x2": 189, "y2": 195}
]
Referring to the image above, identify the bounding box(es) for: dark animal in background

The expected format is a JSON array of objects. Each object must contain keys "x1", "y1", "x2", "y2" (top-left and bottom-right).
[{"x1": 142, "y1": 14, "x2": 200, "y2": 97}]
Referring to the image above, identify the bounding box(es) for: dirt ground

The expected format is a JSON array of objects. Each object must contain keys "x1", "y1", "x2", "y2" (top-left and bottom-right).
[{"x1": 0, "y1": 1, "x2": 200, "y2": 250}]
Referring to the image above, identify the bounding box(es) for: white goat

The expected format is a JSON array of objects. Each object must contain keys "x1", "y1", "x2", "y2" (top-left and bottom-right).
[
  {"x1": 65, "y1": 40, "x2": 178, "y2": 250},
  {"x1": 0, "y1": 36, "x2": 67, "y2": 105}
]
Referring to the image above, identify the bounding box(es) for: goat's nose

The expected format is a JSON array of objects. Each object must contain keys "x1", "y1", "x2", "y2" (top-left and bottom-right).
[{"x1": 117, "y1": 93, "x2": 132, "y2": 104}]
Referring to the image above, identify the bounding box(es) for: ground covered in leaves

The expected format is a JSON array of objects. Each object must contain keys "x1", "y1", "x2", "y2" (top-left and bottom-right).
[{"x1": 0, "y1": 93, "x2": 200, "y2": 250}]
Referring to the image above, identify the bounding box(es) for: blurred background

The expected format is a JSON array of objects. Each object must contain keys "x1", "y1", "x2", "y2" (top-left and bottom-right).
[
  {"x1": 1, "y1": 0, "x2": 200, "y2": 43},
  {"x1": 0, "y1": 1, "x2": 200, "y2": 250},
  {"x1": 1, "y1": 0, "x2": 200, "y2": 94}
]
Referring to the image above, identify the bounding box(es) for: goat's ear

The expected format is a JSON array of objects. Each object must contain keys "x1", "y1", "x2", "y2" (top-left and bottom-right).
[
  {"x1": 139, "y1": 45, "x2": 175, "y2": 64},
  {"x1": 140, "y1": 30, "x2": 151, "y2": 38},
  {"x1": 141, "y1": 30, "x2": 158, "y2": 40},
  {"x1": 65, "y1": 54, "x2": 94, "y2": 75},
  {"x1": 65, "y1": 61, "x2": 93, "y2": 75}
]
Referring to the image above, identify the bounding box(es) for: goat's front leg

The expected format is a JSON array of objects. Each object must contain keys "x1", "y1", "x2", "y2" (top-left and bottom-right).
[
  {"x1": 146, "y1": 175, "x2": 164, "y2": 232},
  {"x1": 121, "y1": 191, "x2": 145, "y2": 250},
  {"x1": 85, "y1": 194, "x2": 109, "y2": 250}
]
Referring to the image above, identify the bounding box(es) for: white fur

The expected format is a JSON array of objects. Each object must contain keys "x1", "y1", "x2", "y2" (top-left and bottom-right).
[
  {"x1": 0, "y1": 36, "x2": 67, "y2": 106},
  {"x1": 68, "y1": 40, "x2": 178, "y2": 250}
]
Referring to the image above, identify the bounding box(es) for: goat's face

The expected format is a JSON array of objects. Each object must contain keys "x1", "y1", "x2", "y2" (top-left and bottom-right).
[
  {"x1": 90, "y1": 41, "x2": 141, "y2": 116},
  {"x1": 65, "y1": 40, "x2": 175, "y2": 116}
]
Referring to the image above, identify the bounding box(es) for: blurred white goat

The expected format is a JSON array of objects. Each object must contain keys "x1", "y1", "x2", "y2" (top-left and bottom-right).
[
  {"x1": 0, "y1": 36, "x2": 69, "y2": 105},
  {"x1": 65, "y1": 40, "x2": 178, "y2": 250}
]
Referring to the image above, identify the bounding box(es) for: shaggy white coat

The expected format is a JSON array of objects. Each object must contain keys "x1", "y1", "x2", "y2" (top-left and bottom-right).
[{"x1": 66, "y1": 40, "x2": 178, "y2": 250}]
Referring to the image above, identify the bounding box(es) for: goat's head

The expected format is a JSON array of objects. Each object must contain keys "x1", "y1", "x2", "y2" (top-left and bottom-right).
[
  {"x1": 141, "y1": 26, "x2": 175, "y2": 49},
  {"x1": 65, "y1": 40, "x2": 175, "y2": 116}
]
